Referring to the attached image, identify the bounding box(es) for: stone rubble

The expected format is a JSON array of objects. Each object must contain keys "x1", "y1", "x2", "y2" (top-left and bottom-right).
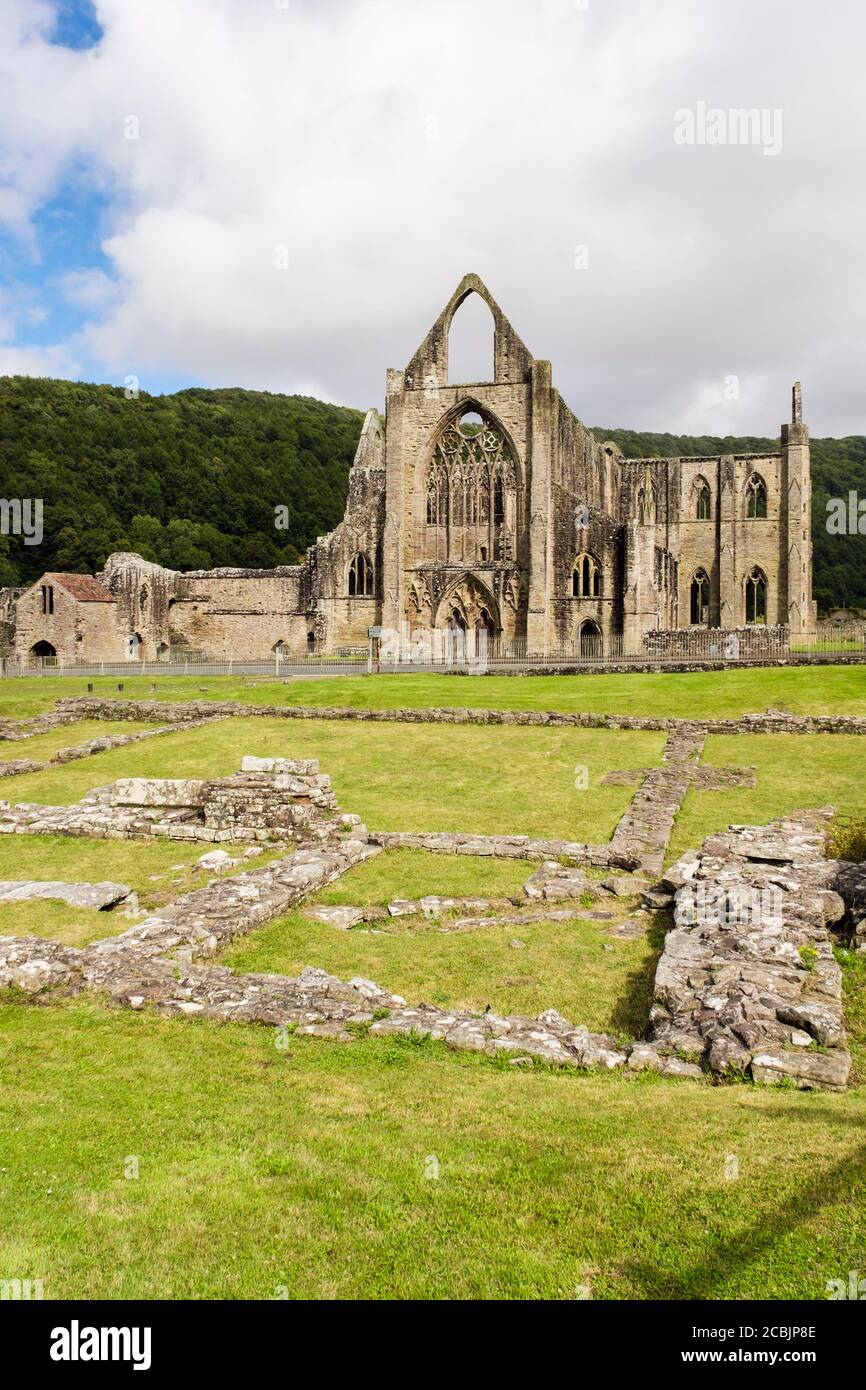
[
  {"x1": 1, "y1": 716, "x2": 862, "y2": 1092},
  {"x1": 0, "y1": 757, "x2": 350, "y2": 846},
  {"x1": 524, "y1": 862, "x2": 593, "y2": 901},
  {"x1": 650, "y1": 809, "x2": 852, "y2": 1091}
]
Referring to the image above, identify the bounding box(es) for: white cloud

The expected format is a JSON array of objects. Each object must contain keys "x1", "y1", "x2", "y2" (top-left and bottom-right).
[{"x1": 0, "y1": 0, "x2": 865, "y2": 435}]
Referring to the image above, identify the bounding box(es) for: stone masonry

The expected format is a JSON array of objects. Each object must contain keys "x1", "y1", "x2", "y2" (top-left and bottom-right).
[
  {"x1": 0, "y1": 756, "x2": 349, "y2": 845},
  {"x1": 651, "y1": 810, "x2": 852, "y2": 1090}
]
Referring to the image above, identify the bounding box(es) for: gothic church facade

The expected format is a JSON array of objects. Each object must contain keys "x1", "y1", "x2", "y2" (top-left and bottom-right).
[{"x1": 7, "y1": 274, "x2": 815, "y2": 662}]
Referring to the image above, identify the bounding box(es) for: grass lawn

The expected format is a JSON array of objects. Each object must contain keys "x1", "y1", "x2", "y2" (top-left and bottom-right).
[
  {"x1": 0, "y1": 719, "x2": 155, "y2": 763},
  {"x1": 0, "y1": 998, "x2": 864, "y2": 1300},
  {"x1": 0, "y1": 834, "x2": 286, "y2": 947},
  {"x1": 313, "y1": 847, "x2": 533, "y2": 905},
  {"x1": 2, "y1": 718, "x2": 665, "y2": 842},
  {"x1": 669, "y1": 734, "x2": 866, "y2": 865},
  {"x1": 1, "y1": 664, "x2": 865, "y2": 719},
  {"x1": 1, "y1": 673, "x2": 865, "y2": 1302},
  {"x1": 222, "y1": 847, "x2": 656, "y2": 1031}
]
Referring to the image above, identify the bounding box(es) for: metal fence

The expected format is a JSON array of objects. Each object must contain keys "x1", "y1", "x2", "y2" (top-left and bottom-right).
[{"x1": 2, "y1": 628, "x2": 864, "y2": 679}]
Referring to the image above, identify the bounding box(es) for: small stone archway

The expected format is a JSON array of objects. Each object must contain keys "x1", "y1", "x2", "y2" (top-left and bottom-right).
[
  {"x1": 29, "y1": 640, "x2": 56, "y2": 663},
  {"x1": 126, "y1": 632, "x2": 143, "y2": 660}
]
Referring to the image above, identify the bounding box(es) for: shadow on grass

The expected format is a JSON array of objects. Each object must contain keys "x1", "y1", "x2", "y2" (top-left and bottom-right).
[
  {"x1": 608, "y1": 912, "x2": 668, "y2": 1039},
  {"x1": 624, "y1": 1106, "x2": 866, "y2": 1299}
]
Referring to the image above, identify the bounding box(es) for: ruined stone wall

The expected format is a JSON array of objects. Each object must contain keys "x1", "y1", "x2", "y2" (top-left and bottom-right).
[
  {"x1": 300, "y1": 412, "x2": 386, "y2": 649},
  {"x1": 642, "y1": 624, "x2": 788, "y2": 658},
  {"x1": 101, "y1": 553, "x2": 307, "y2": 658}
]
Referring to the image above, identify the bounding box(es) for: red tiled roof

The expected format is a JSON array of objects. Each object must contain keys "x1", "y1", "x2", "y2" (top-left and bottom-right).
[{"x1": 43, "y1": 573, "x2": 116, "y2": 603}]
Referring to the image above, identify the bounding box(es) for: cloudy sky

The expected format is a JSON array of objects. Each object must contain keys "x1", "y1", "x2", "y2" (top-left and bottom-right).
[{"x1": 1, "y1": 0, "x2": 864, "y2": 436}]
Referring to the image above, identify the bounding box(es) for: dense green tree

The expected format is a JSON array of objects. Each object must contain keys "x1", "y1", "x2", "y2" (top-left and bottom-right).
[{"x1": 0, "y1": 377, "x2": 363, "y2": 588}]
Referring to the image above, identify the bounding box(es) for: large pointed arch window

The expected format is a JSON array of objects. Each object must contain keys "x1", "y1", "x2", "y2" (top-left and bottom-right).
[
  {"x1": 746, "y1": 473, "x2": 768, "y2": 519},
  {"x1": 347, "y1": 552, "x2": 374, "y2": 596},
  {"x1": 424, "y1": 409, "x2": 518, "y2": 561}
]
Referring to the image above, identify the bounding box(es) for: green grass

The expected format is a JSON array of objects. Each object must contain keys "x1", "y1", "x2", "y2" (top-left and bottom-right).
[
  {"x1": 669, "y1": 734, "x2": 866, "y2": 864},
  {"x1": 0, "y1": 998, "x2": 864, "y2": 1300},
  {"x1": 828, "y1": 816, "x2": 866, "y2": 863},
  {"x1": 1, "y1": 663, "x2": 865, "y2": 719},
  {"x1": 1, "y1": 674, "x2": 864, "y2": 1301},
  {"x1": 0, "y1": 834, "x2": 285, "y2": 946},
  {"x1": 314, "y1": 848, "x2": 532, "y2": 906},
  {"x1": 2, "y1": 718, "x2": 664, "y2": 842},
  {"x1": 223, "y1": 900, "x2": 655, "y2": 1034},
  {"x1": 837, "y1": 949, "x2": 866, "y2": 1082},
  {"x1": 0, "y1": 901, "x2": 127, "y2": 947},
  {"x1": 0, "y1": 719, "x2": 154, "y2": 763}
]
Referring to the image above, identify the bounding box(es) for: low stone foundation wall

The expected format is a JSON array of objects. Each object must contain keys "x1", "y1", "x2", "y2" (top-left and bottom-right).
[
  {"x1": 54, "y1": 697, "x2": 866, "y2": 737},
  {"x1": 642, "y1": 625, "x2": 789, "y2": 659},
  {"x1": 369, "y1": 829, "x2": 639, "y2": 869}
]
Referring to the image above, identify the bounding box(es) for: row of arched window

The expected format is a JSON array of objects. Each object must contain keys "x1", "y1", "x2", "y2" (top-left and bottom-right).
[
  {"x1": 690, "y1": 567, "x2": 767, "y2": 623},
  {"x1": 639, "y1": 473, "x2": 769, "y2": 522},
  {"x1": 572, "y1": 553, "x2": 769, "y2": 624}
]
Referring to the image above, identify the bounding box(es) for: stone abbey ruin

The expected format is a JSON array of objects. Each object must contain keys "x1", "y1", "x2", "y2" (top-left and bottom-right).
[{"x1": 3, "y1": 274, "x2": 815, "y2": 663}]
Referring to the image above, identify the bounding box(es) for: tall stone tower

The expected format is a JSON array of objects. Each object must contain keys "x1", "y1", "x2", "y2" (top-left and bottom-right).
[{"x1": 782, "y1": 382, "x2": 816, "y2": 632}]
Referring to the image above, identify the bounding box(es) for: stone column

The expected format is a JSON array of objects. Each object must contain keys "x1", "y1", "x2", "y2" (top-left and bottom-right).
[
  {"x1": 717, "y1": 455, "x2": 737, "y2": 627},
  {"x1": 381, "y1": 369, "x2": 406, "y2": 638}
]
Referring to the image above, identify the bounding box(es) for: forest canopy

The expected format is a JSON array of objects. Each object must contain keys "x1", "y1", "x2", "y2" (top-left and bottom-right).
[{"x1": 0, "y1": 377, "x2": 363, "y2": 588}]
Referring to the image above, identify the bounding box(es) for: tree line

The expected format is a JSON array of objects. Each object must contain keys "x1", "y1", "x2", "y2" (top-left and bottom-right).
[{"x1": 0, "y1": 376, "x2": 862, "y2": 613}]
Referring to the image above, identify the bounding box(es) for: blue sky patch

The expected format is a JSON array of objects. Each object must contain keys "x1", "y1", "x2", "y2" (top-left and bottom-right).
[{"x1": 49, "y1": 0, "x2": 104, "y2": 51}]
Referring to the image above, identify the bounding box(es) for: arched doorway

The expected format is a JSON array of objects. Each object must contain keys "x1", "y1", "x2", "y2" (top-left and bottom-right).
[
  {"x1": 29, "y1": 640, "x2": 56, "y2": 663},
  {"x1": 578, "y1": 620, "x2": 602, "y2": 658},
  {"x1": 126, "y1": 633, "x2": 142, "y2": 660},
  {"x1": 435, "y1": 574, "x2": 500, "y2": 664}
]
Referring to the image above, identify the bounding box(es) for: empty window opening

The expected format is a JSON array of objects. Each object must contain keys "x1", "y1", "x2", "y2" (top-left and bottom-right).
[{"x1": 447, "y1": 292, "x2": 494, "y2": 385}]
